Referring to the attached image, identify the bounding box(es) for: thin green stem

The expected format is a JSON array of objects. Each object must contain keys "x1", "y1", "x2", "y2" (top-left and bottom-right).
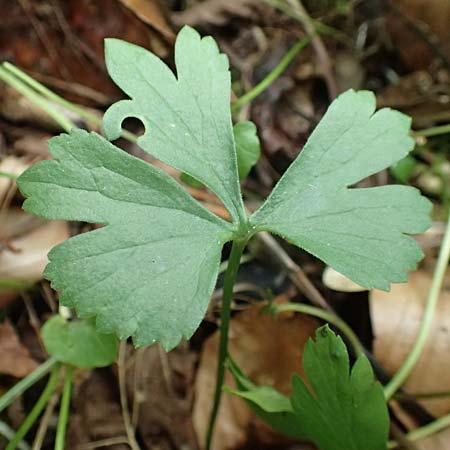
[
  {"x1": 414, "y1": 123, "x2": 450, "y2": 138},
  {"x1": 231, "y1": 35, "x2": 311, "y2": 112},
  {"x1": 0, "y1": 67, "x2": 75, "y2": 133},
  {"x1": 0, "y1": 358, "x2": 58, "y2": 414},
  {"x1": 6, "y1": 366, "x2": 61, "y2": 450},
  {"x1": 54, "y1": 366, "x2": 73, "y2": 450},
  {"x1": 0, "y1": 421, "x2": 30, "y2": 450},
  {"x1": 384, "y1": 211, "x2": 450, "y2": 400},
  {"x1": 0, "y1": 171, "x2": 17, "y2": 180},
  {"x1": 388, "y1": 412, "x2": 450, "y2": 449},
  {"x1": 2, "y1": 63, "x2": 137, "y2": 143},
  {"x1": 205, "y1": 239, "x2": 247, "y2": 450},
  {"x1": 273, "y1": 303, "x2": 364, "y2": 356}
]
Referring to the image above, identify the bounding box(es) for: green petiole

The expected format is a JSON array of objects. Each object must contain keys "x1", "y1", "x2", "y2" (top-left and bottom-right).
[
  {"x1": 54, "y1": 366, "x2": 73, "y2": 450},
  {"x1": 6, "y1": 365, "x2": 61, "y2": 450},
  {"x1": 0, "y1": 358, "x2": 58, "y2": 414}
]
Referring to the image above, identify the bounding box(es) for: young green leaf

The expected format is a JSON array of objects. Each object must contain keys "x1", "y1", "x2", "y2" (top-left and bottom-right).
[
  {"x1": 291, "y1": 326, "x2": 389, "y2": 450},
  {"x1": 41, "y1": 316, "x2": 118, "y2": 369},
  {"x1": 18, "y1": 130, "x2": 234, "y2": 350},
  {"x1": 251, "y1": 90, "x2": 432, "y2": 290},
  {"x1": 226, "y1": 326, "x2": 389, "y2": 450},
  {"x1": 234, "y1": 121, "x2": 261, "y2": 180},
  {"x1": 226, "y1": 357, "x2": 305, "y2": 440},
  {"x1": 102, "y1": 26, "x2": 245, "y2": 223}
]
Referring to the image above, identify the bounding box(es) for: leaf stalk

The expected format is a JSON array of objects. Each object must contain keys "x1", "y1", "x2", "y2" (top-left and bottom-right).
[
  {"x1": 0, "y1": 358, "x2": 58, "y2": 414},
  {"x1": 54, "y1": 366, "x2": 73, "y2": 450},
  {"x1": 6, "y1": 365, "x2": 61, "y2": 450},
  {"x1": 205, "y1": 238, "x2": 247, "y2": 450}
]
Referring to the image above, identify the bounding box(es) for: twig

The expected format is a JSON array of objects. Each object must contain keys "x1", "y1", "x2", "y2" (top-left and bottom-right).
[
  {"x1": 390, "y1": 423, "x2": 421, "y2": 450},
  {"x1": 75, "y1": 436, "x2": 129, "y2": 450},
  {"x1": 0, "y1": 421, "x2": 30, "y2": 450},
  {"x1": 31, "y1": 388, "x2": 61, "y2": 450},
  {"x1": 388, "y1": 412, "x2": 450, "y2": 449},
  {"x1": 285, "y1": 0, "x2": 338, "y2": 99},
  {"x1": 118, "y1": 342, "x2": 142, "y2": 450},
  {"x1": 0, "y1": 358, "x2": 58, "y2": 414},
  {"x1": 17, "y1": 0, "x2": 70, "y2": 79},
  {"x1": 257, "y1": 231, "x2": 331, "y2": 310}
]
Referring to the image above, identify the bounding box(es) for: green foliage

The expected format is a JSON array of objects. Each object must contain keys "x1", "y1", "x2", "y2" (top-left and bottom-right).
[
  {"x1": 251, "y1": 90, "x2": 431, "y2": 290},
  {"x1": 17, "y1": 26, "x2": 430, "y2": 351},
  {"x1": 225, "y1": 357, "x2": 305, "y2": 440},
  {"x1": 102, "y1": 27, "x2": 245, "y2": 223},
  {"x1": 41, "y1": 316, "x2": 118, "y2": 368},
  {"x1": 181, "y1": 120, "x2": 261, "y2": 186},
  {"x1": 19, "y1": 130, "x2": 232, "y2": 350},
  {"x1": 228, "y1": 326, "x2": 389, "y2": 450},
  {"x1": 391, "y1": 155, "x2": 417, "y2": 183},
  {"x1": 234, "y1": 121, "x2": 261, "y2": 180}
]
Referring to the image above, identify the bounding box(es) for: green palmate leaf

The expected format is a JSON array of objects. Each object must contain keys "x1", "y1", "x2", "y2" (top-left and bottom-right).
[
  {"x1": 226, "y1": 326, "x2": 389, "y2": 450},
  {"x1": 41, "y1": 316, "x2": 118, "y2": 368},
  {"x1": 102, "y1": 26, "x2": 245, "y2": 223},
  {"x1": 234, "y1": 121, "x2": 261, "y2": 180},
  {"x1": 291, "y1": 326, "x2": 389, "y2": 450},
  {"x1": 16, "y1": 25, "x2": 431, "y2": 354},
  {"x1": 251, "y1": 89, "x2": 432, "y2": 290},
  {"x1": 18, "y1": 130, "x2": 233, "y2": 349}
]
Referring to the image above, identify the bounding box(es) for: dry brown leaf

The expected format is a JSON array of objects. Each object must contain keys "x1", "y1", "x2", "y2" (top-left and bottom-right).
[
  {"x1": 0, "y1": 320, "x2": 38, "y2": 377},
  {"x1": 371, "y1": 270, "x2": 450, "y2": 417},
  {"x1": 0, "y1": 156, "x2": 29, "y2": 205},
  {"x1": 68, "y1": 370, "x2": 128, "y2": 450},
  {"x1": 0, "y1": 86, "x2": 79, "y2": 131},
  {"x1": 172, "y1": 0, "x2": 259, "y2": 27},
  {"x1": 13, "y1": 133, "x2": 52, "y2": 158},
  {"x1": 193, "y1": 301, "x2": 320, "y2": 450},
  {"x1": 322, "y1": 266, "x2": 366, "y2": 292},
  {"x1": 417, "y1": 426, "x2": 450, "y2": 450},
  {"x1": 0, "y1": 209, "x2": 70, "y2": 283},
  {"x1": 117, "y1": 0, "x2": 175, "y2": 40},
  {"x1": 124, "y1": 343, "x2": 198, "y2": 449},
  {"x1": 388, "y1": 0, "x2": 450, "y2": 70}
]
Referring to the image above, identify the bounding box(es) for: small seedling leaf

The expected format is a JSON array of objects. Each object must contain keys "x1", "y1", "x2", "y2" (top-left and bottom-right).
[
  {"x1": 234, "y1": 121, "x2": 261, "y2": 180},
  {"x1": 251, "y1": 90, "x2": 432, "y2": 290},
  {"x1": 226, "y1": 326, "x2": 389, "y2": 450},
  {"x1": 291, "y1": 326, "x2": 389, "y2": 450},
  {"x1": 226, "y1": 357, "x2": 305, "y2": 440},
  {"x1": 18, "y1": 130, "x2": 233, "y2": 350},
  {"x1": 41, "y1": 316, "x2": 118, "y2": 368}
]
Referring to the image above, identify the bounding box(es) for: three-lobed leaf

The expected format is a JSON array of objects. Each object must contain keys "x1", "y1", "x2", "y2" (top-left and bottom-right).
[
  {"x1": 18, "y1": 130, "x2": 233, "y2": 349},
  {"x1": 102, "y1": 26, "x2": 245, "y2": 223},
  {"x1": 17, "y1": 25, "x2": 431, "y2": 351},
  {"x1": 228, "y1": 326, "x2": 389, "y2": 450},
  {"x1": 251, "y1": 90, "x2": 431, "y2": 290}
]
